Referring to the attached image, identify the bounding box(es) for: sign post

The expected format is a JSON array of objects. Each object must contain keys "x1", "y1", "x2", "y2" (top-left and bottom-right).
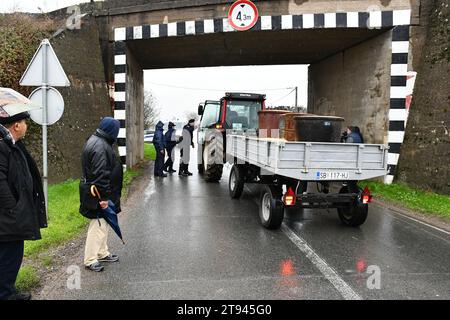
[
  {"x1": 42, "y1": 42, "x2": 49, "y2": 219},
  {"x1": 20, "y1": 39, "x2": 70, "y2": 219}
]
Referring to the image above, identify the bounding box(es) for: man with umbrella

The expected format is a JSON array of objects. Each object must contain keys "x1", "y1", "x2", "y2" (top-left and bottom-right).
[
  {"x1": 79, "y1": 117, "x2": 123, "y2": 272},
  {"x1": 0, "y1": 88, "x2": 47, "y2": 300}
]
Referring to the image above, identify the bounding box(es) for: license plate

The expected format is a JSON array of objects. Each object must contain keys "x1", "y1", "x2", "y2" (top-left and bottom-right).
[{"x1": 316, "y1": 171, "x2": 350, "y2": 180}]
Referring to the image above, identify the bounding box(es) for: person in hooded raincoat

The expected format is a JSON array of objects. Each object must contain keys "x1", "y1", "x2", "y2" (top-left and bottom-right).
[
  {"x1": 179, "y1": 119, "x2": 195, "y2": 176},
  {"x1": 79, "y1": 117, "x2": 123, "y2": 272},
  {"x1": 152, "y1": 121, "x2": 166, "y2": 177}
]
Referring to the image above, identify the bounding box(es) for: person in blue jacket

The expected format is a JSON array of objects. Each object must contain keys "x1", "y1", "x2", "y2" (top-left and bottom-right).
[
  {"x1": 345, "y1": 126, "x2": 364, "y2": 143},
  {"x1": 152, "y1": 121, "x2": 166, "y2": 177}
]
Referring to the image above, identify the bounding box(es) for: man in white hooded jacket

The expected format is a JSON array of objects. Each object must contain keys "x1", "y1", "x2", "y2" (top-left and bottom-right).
[{"x1": 179, "y1": 119, "x2": 195, "y2": 176}]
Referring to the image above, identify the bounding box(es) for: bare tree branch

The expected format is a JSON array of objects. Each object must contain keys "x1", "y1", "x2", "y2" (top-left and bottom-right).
[
  {"x1": 144, "y1": 90, "x2": 160, "y2": 130},
  {"x1": 184, "y1": 111, "x2": 199, "y2": 122}
]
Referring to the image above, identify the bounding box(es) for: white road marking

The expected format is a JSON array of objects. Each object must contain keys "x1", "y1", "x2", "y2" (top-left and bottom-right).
[
  {"x1": 243, "y1": 179, "x2": 361, "y2": 299},
  {"x1": 381, "y1": 206, "x2": 450, "y2": 236},
  {"x1": 281, "y1": 224, "x2": 362, "y2": 300}
]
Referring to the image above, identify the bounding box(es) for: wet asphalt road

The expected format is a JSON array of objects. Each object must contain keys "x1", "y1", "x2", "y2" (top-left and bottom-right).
[{"x1": 42, "y1": 148, "x2": 450, "y2": 300}]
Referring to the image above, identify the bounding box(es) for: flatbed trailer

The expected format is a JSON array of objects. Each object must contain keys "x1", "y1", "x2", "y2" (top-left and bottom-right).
[{"x1": 225, "y1": 134, "x2": 389, "y2": 229}]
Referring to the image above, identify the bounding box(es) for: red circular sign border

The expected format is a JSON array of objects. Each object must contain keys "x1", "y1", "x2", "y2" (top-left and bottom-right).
[{"x1": 228, "y1": 0, "x2": 259, "y2": 31}]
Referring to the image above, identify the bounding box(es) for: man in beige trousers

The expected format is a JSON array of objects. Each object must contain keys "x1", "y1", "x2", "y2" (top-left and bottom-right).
[{"x1": 79, "y1": 117, "x2": 123, "y2": 272}]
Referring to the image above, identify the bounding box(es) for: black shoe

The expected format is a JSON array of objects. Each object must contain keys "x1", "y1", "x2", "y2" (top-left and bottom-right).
[
  {"x1": 155, "y1": 174, "x2": 168, "y2": 177},
  {"x1": 7, "y1": 292, "x2": 32, "y2": 300},
  {"x1": 183, "y1": 164, "x2": 193, "y2": 176},
  {"x1": 85, "y1": 262, "x2": 104, "y2": 272},
  {"x1": 98, "y1": 254, "x2": 119, "y2": 263},
  {"x1": 169, "y1": 169, "x2": 176, "y2": 173}
]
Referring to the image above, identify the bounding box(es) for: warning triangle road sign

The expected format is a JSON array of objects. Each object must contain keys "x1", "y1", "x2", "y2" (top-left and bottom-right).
[{"x1": 20, "y1": 39, "x2": 70, "y2": 87}]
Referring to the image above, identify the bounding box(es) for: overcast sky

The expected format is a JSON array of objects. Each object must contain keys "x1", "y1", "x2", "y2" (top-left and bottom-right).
[
  {"x1": 145, "y1": 66, "x2": 308, "y2": 122},
  {"x1": 2, "y1": 0, "x2": 309, "y2": 122}
]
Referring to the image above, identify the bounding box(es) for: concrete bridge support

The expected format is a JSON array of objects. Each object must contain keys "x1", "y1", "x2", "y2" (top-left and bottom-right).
[
  {"x1": 309, "y1": 25, "x2": 411, "y2": 183},
  {"x1": 114, "y1": 42, "x2": 144, "y2": 168},
  {"x1": 308, "y1": 30, "x2": 393, "y2": 146}
]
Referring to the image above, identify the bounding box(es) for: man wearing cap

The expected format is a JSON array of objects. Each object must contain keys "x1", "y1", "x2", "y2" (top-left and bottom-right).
[
  {"x1": 0, "y1": 107, "x2": 46, "y2": 300},
  {"x1": 163, "y1": 122, "x2": 182, "y2": 174},
  {"x1": 80, "y1": 117, "x2": 123, "y2": 272}
]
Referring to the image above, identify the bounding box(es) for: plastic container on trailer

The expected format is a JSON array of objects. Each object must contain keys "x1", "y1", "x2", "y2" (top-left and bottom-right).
[
  {"x1": 279, "y1": 112, "x2": 310, "y2": 141},
  {"x1": 294, "y1": 115, "x2": 345, "y2": 142}
]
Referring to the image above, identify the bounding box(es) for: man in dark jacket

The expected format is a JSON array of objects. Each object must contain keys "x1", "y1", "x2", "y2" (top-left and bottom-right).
[
  {"x1": 0, "y1": 111, "x2": 46, "y2": 300},
  {"x1": 80, "y1": 117, "x2": 123, "y2": 272},
  {"x1": 163, "y1": 122, "x2": 182, "y2": 174},
  {"x1": 152, "y1": 121, "x2": 166, "y2": 177}
]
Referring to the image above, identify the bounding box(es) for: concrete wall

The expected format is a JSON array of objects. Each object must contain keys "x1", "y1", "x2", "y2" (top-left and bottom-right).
[
  {"x1": 308, "y1": 31, "x2": 393, "y2": 144},
  {"x1": 125, "y1": 46, "x2": 144, "y2": 168},
  {"x1": 44, "y1": 16, "x2": 112, "y2": 183},
  {"x1": 99, "y1": 0, "x2": 414, "y2": 19},
  {"x1": 396, "y1": 0, "x2": 450, "y2": 195}
]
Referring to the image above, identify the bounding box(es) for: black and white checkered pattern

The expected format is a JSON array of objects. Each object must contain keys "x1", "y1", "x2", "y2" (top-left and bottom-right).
[
  {"x1": 386, "y1": 24, "x2": 410, "y2": 184},
  {"x1": 113, "y1": 9, "x2": 411, "y2": 183},
  {"x1": 113, "y1": 41, "x2": 127, "y2": 164}
]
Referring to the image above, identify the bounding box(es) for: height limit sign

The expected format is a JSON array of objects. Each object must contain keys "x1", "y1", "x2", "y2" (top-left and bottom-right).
[{"x1": 228, "y1": 0, "x2": 259, "y2": 31}]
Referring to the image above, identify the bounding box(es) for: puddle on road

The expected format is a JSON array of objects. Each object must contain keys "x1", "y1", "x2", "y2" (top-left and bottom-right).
[{"x1": 143, "y1": 177, "x2": 156, "y2": 200}]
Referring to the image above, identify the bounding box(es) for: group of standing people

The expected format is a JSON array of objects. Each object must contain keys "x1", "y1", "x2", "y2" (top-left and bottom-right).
[
  {"x1": 152, "y1": 119, "x2": 196, "y2": 178},
  {"x1": 0, "y1": 90, "x2": 125, "y2": 298},
  {"x1": 0, "y1": 111, "x2": 198, "y2": 299}
]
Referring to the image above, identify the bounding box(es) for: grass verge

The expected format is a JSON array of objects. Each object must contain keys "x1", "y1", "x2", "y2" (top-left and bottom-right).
[
  {"x1": 15, "y1": 266, "x2": 40, "y2": 293},
  {"x1": 16, "y1": 144, "x2": 155, "y2": 292},
  {"x1": 361, "y1": 181, "x2": 450, "y2": 219},
  {"x1": 144, "y1": 142, "x2": 156, "y2": 161}
]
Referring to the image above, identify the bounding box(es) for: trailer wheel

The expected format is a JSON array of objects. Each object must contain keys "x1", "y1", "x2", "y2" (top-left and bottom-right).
[
  {"x1": 337, "y1": 186, "x2": 368, "y2": 227},
  {"x1": 229, "y1": 165, "x2": 245, "y2": 199},
  {"x1": 259, "y1": 185, "x2": 284, "y2": 230}
]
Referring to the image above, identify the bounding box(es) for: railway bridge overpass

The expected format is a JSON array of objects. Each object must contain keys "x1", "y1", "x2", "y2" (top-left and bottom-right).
[{"x1": 44, "y1": 0, "x2": 430, "y2": 185}]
